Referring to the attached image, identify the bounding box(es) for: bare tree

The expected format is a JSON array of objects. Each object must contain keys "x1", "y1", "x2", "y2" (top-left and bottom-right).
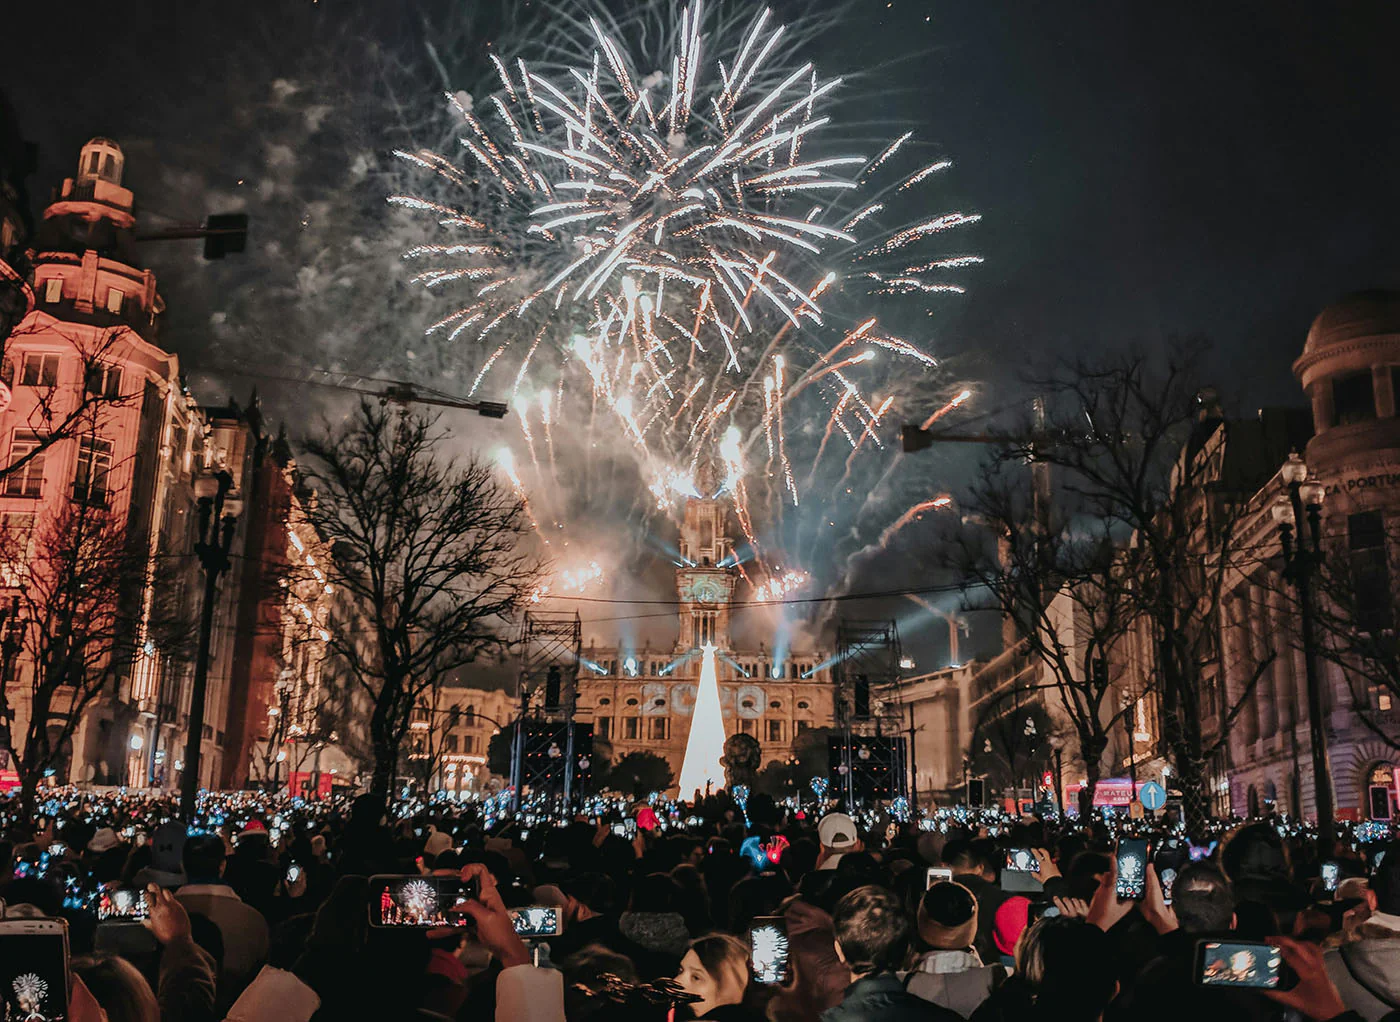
[
  {"x1": 1007, "y1": 349, "x2": 1287, "y2": 825},
  {"x1": 403, "y1": 682, "x2": 457, "y2": 795},
  {"x1": 0, "y1": 490, "x2": 186, "y2": 818},
  {"x1": 950, "y1": 457, "x2": 1138, "y2": 808},
  {"x1": 302, "y1": 400, "x2": 542, "y2": 805},
  {"x1": 1309, "y1": 524, "x2": 1400, "y2": 754},
  {"x1": 0, "y1": 324, "x2": 142, "y2": 490},
  {"x1": 966, "y1": 670, "x2": 1062, "y2": 796}
]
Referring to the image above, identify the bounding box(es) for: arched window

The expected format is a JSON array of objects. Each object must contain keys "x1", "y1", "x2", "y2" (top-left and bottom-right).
[{"x1": 464, "y1": 704, "x2": 475, "y2": 726}]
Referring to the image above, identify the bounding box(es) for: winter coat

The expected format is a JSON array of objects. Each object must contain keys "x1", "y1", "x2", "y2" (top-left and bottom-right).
[
  {"x1": 1324, "y1": 921, "x2": 1400, "y2": 1022},
  {"x1": 903, "y1": 948, "x2": 1007, "y2": 1019},
  {"x1": 822, "y1": 974, "x2": 963, "y2": 1022}
]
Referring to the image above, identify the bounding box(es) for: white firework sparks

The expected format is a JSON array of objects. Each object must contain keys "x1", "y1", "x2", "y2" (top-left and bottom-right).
[
  {"x1": 394, "y1": 0, "x2": 978, "y2": 581},
  {"x1": 13, "y1": 972, "x2": 49, "y2": 1012}
]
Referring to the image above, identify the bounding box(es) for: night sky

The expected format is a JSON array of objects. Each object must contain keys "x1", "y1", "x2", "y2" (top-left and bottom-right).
[{"x1": 3, "y1": 0, "x2": 1398, "y2": 666}]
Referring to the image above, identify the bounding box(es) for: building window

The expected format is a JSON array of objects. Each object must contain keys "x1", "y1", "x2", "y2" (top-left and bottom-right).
[
  {"x1": 72, "y1": 436, "x2": 113, "y2": 506},
  {"x1": 85, "y1": 363, "x2": 123, "y2": 399},
  {"x1": 649, "y1": 717, "x2": 668, "y2": 741},
  {"x1": 4, "y1": 433, "x2": 46, "y2": 497},
  {"x1": 463, "y1": 734, "x2": 475, "y2": 753},
  {"x1": 1349, "y1": 511, "x2": 1391, "y2": 633},
  {"x1": 105, "y1": 287, "x2": 124, "y2": 315},
  {"x1": 795, "y1": 720, "x2": 811, "y2": 734},
  {"x1": 625, "y1": 697, "x2": 639, "y2": 707},
  {"x1": 444, "y1": 734, "x2": 458, "y2": 753},
  {"x1": 463, "y1": 704, "x2": 475, "y2": 725},
  {"x1": 20, "y1": 353, "x2": 59, "y2": 387},
  {"x1": 623, "y1": 716, "x2": 640, "y2": 740},
  {"x1": 44, "y1": 278, "x2": 62, "y2": 303},
  {"x1": 0, "y1": 511, "x2": 35, "y2": 587},
  {"x1": 769, "y1": 700, "x2": 782, "y2": 709},
  {"x1": 739, "y1": 718, "x2": 756, "y2": 736},
  {"x1": 767, "y1": 719, "x2": 784, "y2": 743},
  {"x1": 598, "y1": 697, "x2": 611, "y2": 706},
  {"x1": 596, "y1": 716, "x2": 612, "y2": 739},
  {"x1": 797, "y1": 700, "x2": 810, "y2": 710},
  {"x1": 1333, "y1": 371, "x2": 1376, "y2": 425},
  {"x1": 740, "y1": 698, "x2": 755, "y2": 711}
]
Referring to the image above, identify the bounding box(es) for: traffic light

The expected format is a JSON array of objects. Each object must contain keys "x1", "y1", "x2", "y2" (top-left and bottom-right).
[
  {"x1": 203, "y1": 213, "x2": 248, "y2": 259},
  {"x1": 901, "y1": 424, "x2": 933, "y2": 452}
]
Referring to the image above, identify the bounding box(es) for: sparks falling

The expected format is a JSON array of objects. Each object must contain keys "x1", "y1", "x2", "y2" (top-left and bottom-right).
[{"x1": 396, "y1": 0, "x2": 978, "y2": 582}]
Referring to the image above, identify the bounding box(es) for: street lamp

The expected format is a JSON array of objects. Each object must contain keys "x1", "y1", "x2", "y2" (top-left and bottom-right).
[
  {"x1": 1047, "y1": 734, "x2": 1065, "y2": 815},
  {"x1": 179, "y1": 470, "x2": 240, "y2": 820},
  {"x1": 1270, "y1": 452, "x2": 1335, "y2": 854},
  {"x1": 0, "y1": 595, "x2": 23, "y2": 757}
]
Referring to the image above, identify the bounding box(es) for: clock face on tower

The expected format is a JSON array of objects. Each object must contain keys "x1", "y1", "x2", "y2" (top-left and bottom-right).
[{"x1": 683, "y1": 576, "x2": 728, "y2": 602}]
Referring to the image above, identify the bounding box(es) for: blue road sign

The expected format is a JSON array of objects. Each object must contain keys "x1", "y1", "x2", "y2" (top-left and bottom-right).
[{"x1": 1139, "y1": 781, "x2": 1167, "y2": 811}]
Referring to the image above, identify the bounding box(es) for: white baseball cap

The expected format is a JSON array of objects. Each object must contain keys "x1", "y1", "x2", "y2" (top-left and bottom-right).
[{"x1": 817, "y1": 812, "x2": 859, "y2": 851}]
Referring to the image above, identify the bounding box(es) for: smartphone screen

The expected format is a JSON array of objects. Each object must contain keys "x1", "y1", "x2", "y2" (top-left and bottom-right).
[
  {"x1": 749, "y1": 916, "x2": 790, "y2": 985},
  {"x1": 286, "y1": 864, "x2": 303, "y2": 884},
  {"x1": 510, "y1": 906, "x2": 561, "y2": 938},
  {"x1": 1005, "y1": 848, "x2": 1040, "y2": 873},
  {"x1": 369, "y1": 875, "x2": 472, "y2": 927},
  {"x1": 926, "y1": 867, "x2": 953, "y2": 888},
  {"x1": 0, "y1": 922, "x2": 70, "y2": 1021},
  {"x1": 1320, "y1": 861, "x2": 1339, "y2": 892},
  {"x1": 97, "y1": 887, "x2": 150, "y2": 922},
  {"x1": 1197, "y1": 941, "x2": 1286, "y2": 989},
  {"x1": 1116, "y1": 839, "x2": 1148, "y2": 900},
  {"x1": 1159, "y1": 867, "x2": 1177, "y2": 906}
]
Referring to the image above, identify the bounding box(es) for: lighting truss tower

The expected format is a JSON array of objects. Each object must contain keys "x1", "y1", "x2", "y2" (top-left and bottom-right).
[
  {"x1": 510, "y1": 612, "x2": 584, "y2": 812},
  {"x1": 834, "y1": 620, "x2": 907, "y2": 810}
]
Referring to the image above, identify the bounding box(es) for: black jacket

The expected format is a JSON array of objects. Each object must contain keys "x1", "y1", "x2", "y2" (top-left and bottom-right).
[{"x1": 822, "y1": 974, "x2": 962, "y2": 1022}]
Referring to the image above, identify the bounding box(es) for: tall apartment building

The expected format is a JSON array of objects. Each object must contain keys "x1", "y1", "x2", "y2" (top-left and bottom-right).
[{"x1": 0, "y1": 138, "x2": 354, "y2": 797}]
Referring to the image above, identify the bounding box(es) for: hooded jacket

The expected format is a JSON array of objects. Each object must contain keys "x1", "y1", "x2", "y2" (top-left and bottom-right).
[
  {"x1": 1324, "y1": 918, "x2": 1400, "y2": 1021},
  {"x1": 903, "y1": 948, "x2": 1006, "y2": 1019}
]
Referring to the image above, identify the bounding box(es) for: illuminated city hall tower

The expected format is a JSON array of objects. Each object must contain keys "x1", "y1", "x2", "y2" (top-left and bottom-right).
[
  {"x1": 675, "y1": 487, "x2": 737, "y2": 794},
  {"x1": 674, "y1": 487, "x2": 738, "y2": 651},
  {"x1": 575, "y1": 475, "x2": 836, "y2": 793}
]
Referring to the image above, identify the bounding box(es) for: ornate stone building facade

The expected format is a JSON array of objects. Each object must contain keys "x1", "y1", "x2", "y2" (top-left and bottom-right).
[
  {"x1": 1216, "y1": 291, "x2": 1400, "y2": 821},
  {"x1": 574, "y1": 493, "x2": 837, "y2": 790}
]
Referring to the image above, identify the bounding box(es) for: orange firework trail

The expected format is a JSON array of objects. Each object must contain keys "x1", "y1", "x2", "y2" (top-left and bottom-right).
[
  {"x1": 920, "y1": 388, "x2": 973, "y2": 430},
  {"x1": 875, "y1": 496, "x2": 952, "y2": 551}
]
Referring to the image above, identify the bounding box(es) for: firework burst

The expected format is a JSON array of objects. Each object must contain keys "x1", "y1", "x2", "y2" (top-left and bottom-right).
[{"x1": 394, "y1": 0, "x2": 977, "y2": 586}]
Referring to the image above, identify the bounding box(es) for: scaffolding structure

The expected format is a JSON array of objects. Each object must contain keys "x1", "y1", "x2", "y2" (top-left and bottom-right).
[
  {"x1": 509, "y1": 612, "x2": 589, "y2": 811},
  {"x1": 833, "y1": 620, "x2": 908, "y2": 809}
]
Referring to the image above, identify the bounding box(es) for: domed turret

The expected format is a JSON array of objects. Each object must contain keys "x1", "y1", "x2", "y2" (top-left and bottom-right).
[
  {"x1": 1294, "y1": 289, "x2": 1400, "y2": 473},
  {"x1": 76, "y1": 137, "x2": 124, "y2": 186}
]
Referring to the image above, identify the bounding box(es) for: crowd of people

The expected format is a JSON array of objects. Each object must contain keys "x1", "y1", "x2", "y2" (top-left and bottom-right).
[{"x1": 0, "y1": 786, "x2": 1396, "y2": 1022}]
